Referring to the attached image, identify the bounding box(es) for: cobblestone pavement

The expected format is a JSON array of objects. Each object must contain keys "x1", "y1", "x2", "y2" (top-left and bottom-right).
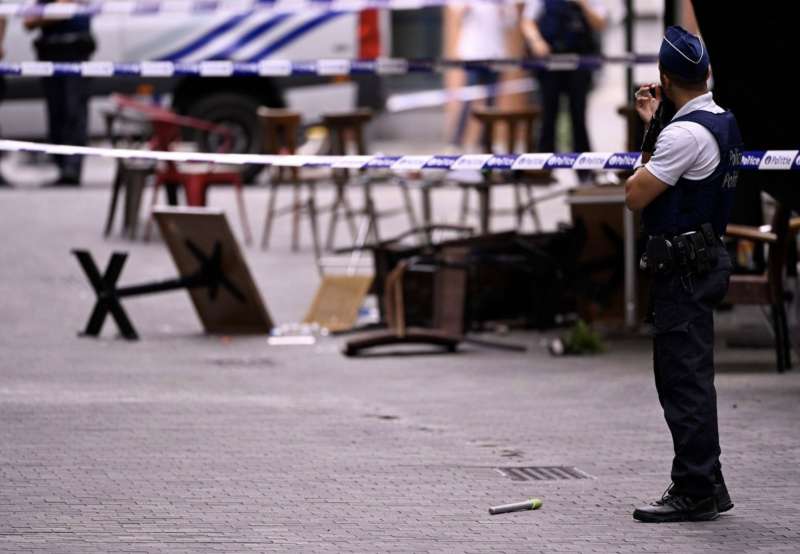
[{"x1": 1, "y1": 188, "x2": 799, "y2": 553}]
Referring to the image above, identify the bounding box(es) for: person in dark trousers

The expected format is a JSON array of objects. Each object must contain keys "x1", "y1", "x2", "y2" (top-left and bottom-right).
[
  {"x1": 520, "y1": 0, "x2": 607, "y2": 182},
  {"x1": 25, "y1": 0, "x2": 95, "y2": 186},
  {"x1": 625, "y1": 26, "x2": 741, "y2": 523}
]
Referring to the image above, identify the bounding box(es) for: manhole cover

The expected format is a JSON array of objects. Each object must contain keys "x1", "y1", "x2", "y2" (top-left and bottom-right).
[{"x1": 496, "y1": 466, "x2": 592, "y2": 481}]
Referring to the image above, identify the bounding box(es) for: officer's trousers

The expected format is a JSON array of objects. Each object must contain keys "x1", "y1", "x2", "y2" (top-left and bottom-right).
[{"x1": 651, "y1": 247, "x2": 731, "y2": 498}]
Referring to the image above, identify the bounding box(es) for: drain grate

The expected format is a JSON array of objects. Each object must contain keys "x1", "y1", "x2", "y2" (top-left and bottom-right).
[{"x1": 496, "y1": 466, "x2": 591, "y2": 481}]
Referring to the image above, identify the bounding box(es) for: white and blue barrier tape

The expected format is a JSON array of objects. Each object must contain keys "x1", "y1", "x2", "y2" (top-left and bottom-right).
[
  {"x1": 0, "y1": 55, "x2": 659, "y2": 78},
  {"x1": 1, "y1": 140, "x2": 798, "y2": 172},
  {"x1": 2, "y1": 0, "x2": 516, "y2": 18}
]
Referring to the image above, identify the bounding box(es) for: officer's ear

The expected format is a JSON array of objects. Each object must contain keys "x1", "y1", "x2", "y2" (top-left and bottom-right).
[{"x1": 659, "y1": 71, "x2": 670, "y2": 96}]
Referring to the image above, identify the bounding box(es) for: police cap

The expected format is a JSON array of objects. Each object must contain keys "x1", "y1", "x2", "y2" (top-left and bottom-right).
[{"x1": 659, "y1": 25, "x2": 710, "y2": 82}]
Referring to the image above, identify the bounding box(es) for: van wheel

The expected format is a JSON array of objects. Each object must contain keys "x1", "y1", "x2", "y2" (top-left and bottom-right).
[{"x1": 185, "y1": 92, "x2": 265, "y2": 183}]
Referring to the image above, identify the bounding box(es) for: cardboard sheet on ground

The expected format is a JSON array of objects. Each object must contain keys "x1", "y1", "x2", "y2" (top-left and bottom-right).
[
  {"x1": 154, "y1": 207, "x2": 273, "y2": 335},
  {"x1": 303, "y1": 274, "x2": 373, "y2": 332}
]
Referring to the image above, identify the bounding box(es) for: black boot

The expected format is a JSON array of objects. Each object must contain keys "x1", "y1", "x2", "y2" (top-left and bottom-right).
[
  {"x1": 633, "y1": 490, "x2": 719, "y2": 523},
  {"x1": 715, "y1": 478, "x2": 734, "y2": 513}
]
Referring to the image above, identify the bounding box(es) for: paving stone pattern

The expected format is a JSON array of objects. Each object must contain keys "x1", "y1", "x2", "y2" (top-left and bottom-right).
[{"x1": 1, "y1": 189, "x2": 799, "y2": 553}]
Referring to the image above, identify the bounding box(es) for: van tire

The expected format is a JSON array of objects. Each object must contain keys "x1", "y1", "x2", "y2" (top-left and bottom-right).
[{"x1": 184, "y1": 92, "x2": 266, "y2": 183}]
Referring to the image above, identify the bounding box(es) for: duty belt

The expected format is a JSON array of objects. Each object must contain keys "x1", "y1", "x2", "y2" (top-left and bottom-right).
[{"x1": 641, "y1": 222, "x2": 721, "y2": 277}]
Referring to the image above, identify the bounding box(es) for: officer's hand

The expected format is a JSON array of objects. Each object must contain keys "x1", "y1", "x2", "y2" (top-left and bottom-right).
[{"x1": 635, "y1": 84, "x2": 661, "y2": 123}]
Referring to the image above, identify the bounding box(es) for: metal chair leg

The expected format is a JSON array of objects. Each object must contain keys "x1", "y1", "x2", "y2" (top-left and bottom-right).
[
  {"x1": 143, "y1": 176, "x2": 164, "y2": 242},
  {"x1": 306, "y1": 185, "x2": 322, "y2": 273},
  {"x1": 459, "y1": 187, "x2": 470, "y2": 225},
  {"x1": 291, "y1": 183, "x2": 302, "y2": 252},
  {"x1": 362, "y1": 177, "x2": 380, "y2": 245},
  {"x1": 104, "y1": 162, "x2": 124, "y2": 237},
  {"x1": 399, "y1": 178, "x2": 420, "y2": 232},
  {"x1": 771, "y1": 303, "x2": 787, "y2": 373},
  {"x1": 513, "y1": 184, "x2": 524, "y2": 229},
  {"x1": 233, "y1": 175, "x2": 252, "y2": 245},
  {"x1": 526, "y1": 185, "x2": 542, "y2": 232},
  {"x1": 325, "y1": 188, "x2": 342, "y2": 251},
  {"x1": 124, "y1": 169, "x2": 148, "y2": 240},
  {"x1": 261, "y1": 183, "x2": 280, "y2": 250},
  {"x1": 779, "y1": 302, "x2": 792, "y2": 370}
]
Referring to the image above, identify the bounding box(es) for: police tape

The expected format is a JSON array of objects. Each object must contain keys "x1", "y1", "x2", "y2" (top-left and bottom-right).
[
  {"x1": 0, "y1": 55, "x2": 659, "y2": 78},
  {"x1": 2, "y1": 0, "x2": 518, "y2": 19},
  {"x1": 1, "y1": 139, "x2": 798, "y2": 172}
]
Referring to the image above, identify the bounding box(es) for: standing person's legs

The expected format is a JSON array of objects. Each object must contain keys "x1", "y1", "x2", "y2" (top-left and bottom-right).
[
  {"x1": 42, "y1": 76, "x2": 66, "y2": 146},
  {"x1": 566, "y1": 69, "x2": 593, "y2": 182},
  {"x1": 482, "y1": 70, "x2": 500, "y2": 109},
  {"x1": 59, "y1": 75, "x2": 90, "y2": 183},
  {"x1": 652, "y1": 251, "x2": 731, "y2": 499},
  {"x1": 42, "y1": 76, "x2": 67, "y2": 175},
  {"x1": 536, "y1": 70, "x2": 560, "y2": 153}
]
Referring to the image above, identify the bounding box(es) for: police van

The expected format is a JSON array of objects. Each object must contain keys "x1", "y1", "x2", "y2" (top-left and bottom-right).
[{"x1": 0, "y1": 5, "x2": 388, "y2": 173}]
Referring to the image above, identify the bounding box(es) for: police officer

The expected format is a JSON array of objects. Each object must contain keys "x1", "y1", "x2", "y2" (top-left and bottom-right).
[
  {"x1": 521, "y1": 0, "x2": 607, "y2": 182},
  {"x1": 25, "y1": 0, "x2": 95, "y2": 186},
  {"x1": 625, "y1": 26, "x2": 742, "y2": 523}
]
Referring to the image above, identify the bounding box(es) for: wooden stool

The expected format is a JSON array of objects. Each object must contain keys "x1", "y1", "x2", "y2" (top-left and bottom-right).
[
  {"x1": 461, "y1": 106, "x2": 552, "y2": 234},
  {"x1": 259, "y1": 108, "x2": 320, "y2": 252},
  {"x1": 321, "y1": 110, "x2": 372, "y2": 250},
  {"x1": 322, "y1": 109, "x2": 419, "y2": 250}
]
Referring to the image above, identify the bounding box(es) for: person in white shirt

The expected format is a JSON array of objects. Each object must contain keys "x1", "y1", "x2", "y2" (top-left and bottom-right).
[{"x1": 449, "y1": 1, "x2": 513, "y2": 148}]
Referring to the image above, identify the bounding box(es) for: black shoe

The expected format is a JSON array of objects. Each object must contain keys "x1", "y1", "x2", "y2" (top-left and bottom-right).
[
  {"x1": 59, "y1": 172, "x2": 81, "y2": 186},
  {"x1": 633, "y1": 491, "x2": 719, "y2": 523},
  {"x1": 715, "y1": 481, "x2": 734, "y2": 513}
]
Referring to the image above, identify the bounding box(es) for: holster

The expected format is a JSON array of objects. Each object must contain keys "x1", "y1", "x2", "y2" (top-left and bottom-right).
[{"x1": 643, "y1": 236, "x2": 673, "y2": 275}]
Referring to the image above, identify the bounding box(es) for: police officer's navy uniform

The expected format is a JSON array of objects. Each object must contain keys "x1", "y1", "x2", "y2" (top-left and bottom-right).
[
  {"x1": 34, "y1": 0, "x2": 95, "y2": 184},
  {"x1": 632, "y1": 26, "x2": 742, "y2": 522}
]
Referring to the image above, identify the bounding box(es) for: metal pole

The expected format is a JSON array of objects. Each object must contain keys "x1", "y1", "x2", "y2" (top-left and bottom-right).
[
  {"x1": 664, "y1": 0, "x2": 677, "y2": 29},
  {"x1": 624, "y1": 206, "x2": 637, "y2": 329},
  {"x1": 625, "y1": 0, "x2": 634, "y2": 96}
]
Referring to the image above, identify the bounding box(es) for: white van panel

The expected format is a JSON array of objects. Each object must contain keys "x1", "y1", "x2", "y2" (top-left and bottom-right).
[{"x1": 1, "y1": 10, "x2": 361, "y2": 139}]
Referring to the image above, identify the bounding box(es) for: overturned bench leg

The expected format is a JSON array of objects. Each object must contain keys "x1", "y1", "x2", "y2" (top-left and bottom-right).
[{"x1": 73, "y1": 250, "x2": 139, "y2": 340}]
